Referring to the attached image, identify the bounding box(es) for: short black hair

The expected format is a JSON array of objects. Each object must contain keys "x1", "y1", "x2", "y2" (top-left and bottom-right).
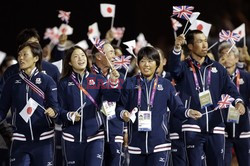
[
  {"x1": 137, "y1": 46, "x2": 160, "y2": 69},
  {"x1": 18, "y1": 42, "x2": 43, "y2": 71},
  {"x1": 186, "y1": 30, "x2": 203, "y2": 45},
  {"x1": 16, "y1": 28, "x2": 40, "y2": 47}
]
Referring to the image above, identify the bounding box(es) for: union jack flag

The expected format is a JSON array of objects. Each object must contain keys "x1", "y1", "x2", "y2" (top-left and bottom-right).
[
  {"x1": 171, "y1": 18, "x2": 182, "y2": 31},
  {"x1": 219, "y1": 30, "x2": 241, "y2": 44},
  {"x1": 91, "y1": 37, "x2": 106, "y2": 54},
  {"x1": 216, "y1": 94, "x2": 235, "y2": 110},
  {"x1": 113, "y1": 55, "x2": 132, "y2": 70},
  {"x1": 172, "y1": 6, "x2": 194, "y2": 20},
  {"x1": 58, "y1": 10, "x2": 71, "y2": 24}
]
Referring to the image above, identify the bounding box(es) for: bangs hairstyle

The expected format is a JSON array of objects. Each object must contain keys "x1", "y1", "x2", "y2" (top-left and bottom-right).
[
  {"x1": 61, "y1": 45, "x2": 89, "y2": 79},
  {"x1": 137, "y1": 46, "x2": 160, "y2": 69},
  {"x1": 17, "y1": 28, "x2": 40, "y2": 47},
  {"x1": 18, "y1": 42, "x2": 42, "y2": 71}
]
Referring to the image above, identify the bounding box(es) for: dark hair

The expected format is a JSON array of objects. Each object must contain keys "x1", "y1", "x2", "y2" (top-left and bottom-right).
[
  {"x1": 61, "y1": 46, "x2": 89, "y2": 79},
  {"x1": 137, "y1": 46, "x2": 160, "y2": 69},
  {"x1": 16, "y1": 28, "x2": 40, "y2": 47},
  {"x1": 186, "y1": 30, "x2": 203, "y2": 45},
  {"x1": 18, "y1": 42, "x2": 43, "y2": 71}
]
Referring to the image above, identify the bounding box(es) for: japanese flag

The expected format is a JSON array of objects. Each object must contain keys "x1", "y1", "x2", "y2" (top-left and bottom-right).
[
  {"x1": 59, "y1": 24, "x2": 73, "y2": 35},
  {"x1": 52, "y1": 60, "x2": 63, "y2": 74},
  {"x1": 87, "y1": 22, "x2": 101, "y2": 40},
  {"x1": 233, "y1": 23, "x2": 246, "y2": 40},
  {"x1": 189, "y1": 20, "x2": 212, "y2": 37},
  {"x1": 100, "y1": 3, "x2": 115, "y2": 17},
  {"x1": 19, "y1": 98, "x2": 39, "y2": 123}
]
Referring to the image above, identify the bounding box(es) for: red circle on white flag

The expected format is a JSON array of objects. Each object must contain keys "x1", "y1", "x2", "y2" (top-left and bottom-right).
[
  {"x1": 88, "y1": 28, "x2": 93, "y2": 34},
  {"x1": 197, "y1": 24, "x2": 203, "y2": 31},
  {"x1": 107, "y1": 7, "x2": 112, "y2": 13},
  {"x1": 27, "y1": 107, "x2": 32, "y2": 114}
]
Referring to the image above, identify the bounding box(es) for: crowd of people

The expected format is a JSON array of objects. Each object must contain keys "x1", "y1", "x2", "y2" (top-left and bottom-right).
[{"x1": 0, "y1": 26, "x2": 249, "y2": 166}]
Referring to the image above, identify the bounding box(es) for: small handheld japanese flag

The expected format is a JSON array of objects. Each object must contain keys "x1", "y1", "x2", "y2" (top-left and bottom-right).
[
  {"x1": 100, "y1": 3, "x2": 115, "y2": 17},
  {"x1": 87, "y1": 22, "x2": 101, "y2": 40},
  {"x1": 19, "y1": 98, "x2": 39, "y2": 123},
  {"x1": 189, "y1": 20, "x2": 212, "y2": 37}
]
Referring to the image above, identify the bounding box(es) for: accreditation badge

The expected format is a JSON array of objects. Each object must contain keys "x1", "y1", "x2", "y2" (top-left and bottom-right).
[
  {"x1": 101, "y1": 101, "x2": 116, "y2": 120},
  {"x1": 138, "y1": 111, "x2": 152, "y2": 131},
  {"x1": 227, "y1": 105, "x2": 240, "y2": 124},
  {"x1": 199, "y1": 90, "x2": 213, "y2": 108}
]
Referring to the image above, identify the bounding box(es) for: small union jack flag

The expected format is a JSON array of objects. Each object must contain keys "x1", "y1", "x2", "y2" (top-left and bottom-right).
[
  {"x1": 58, "y1": 10, "x2": 71, "y2": 24},
  {"x1": 216, "y1": 94, "x2": 235, "y2": 109},
  {"x1": 172, "y1": 6, "x2": 194, "y2": 20},
  {"x1": 219, "y1": 30, "x2": 241, "y2": 44},
  {"x1": 171, "y1": 18, "x2": 182, "y2": 31},
  {"x1": 113, "y1": 55, "x2": 132, "y2": 70},
  {"x1": 91, "y1": 37, "x2": 106, "y2": 54}
]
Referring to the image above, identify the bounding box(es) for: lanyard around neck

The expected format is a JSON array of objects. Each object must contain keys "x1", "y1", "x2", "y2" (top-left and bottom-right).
[
  {"x1": 189, "y1": 60, "x2": 211, "y2": 91},
  {"x1": 137, "y1": 75, "x2": 158, "y2": 109},
  {"x1": 70, "y1": 73, "x2": 98, "y2": 108}
]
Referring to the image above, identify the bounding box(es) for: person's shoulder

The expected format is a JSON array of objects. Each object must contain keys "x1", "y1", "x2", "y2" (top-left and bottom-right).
[{"x1": 41, "y1": 60, "x2": 59, "y2": 71}]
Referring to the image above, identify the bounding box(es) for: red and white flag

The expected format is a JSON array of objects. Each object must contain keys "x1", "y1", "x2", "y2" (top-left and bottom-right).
[
  {"x1": 100, "y1": 3, "x2": 115, "y2": 17},
  {"x1": 135, "y1": 33, "x2": 148, "y2": 54},
  {"x1": 189, "y1": 20, "x2": 212, "y2": 37},
  {"x1": 44, "y1": 27, "x2": 60, "y2": 44},
  {"x1": 58, "y1": 10, "x2": 71, "y2": 24},
  {"x1": 87, "y1": 22, "x2": 101, "y2": 40},
  {"x1": 59, "y1": 24, "x2": 73, "y2": 35},
  {"x1": 216, "y1": 94, "x2": 235, "y2": 110},
  {"x1": 111, "y1": 27, "x2": 125, "y2": 40},
  {"x1": 113, "y1": 55, "x2": 132, "y2": 70},
  {"x1": 233, "y1": 23, "x2": 246, "y2": 40},
  {"x1": 171, "y1": 18, "x2": 182, "y2": 31},
  {"x1": 19, "y1": 98, "x2": 39, "y2": 123}
]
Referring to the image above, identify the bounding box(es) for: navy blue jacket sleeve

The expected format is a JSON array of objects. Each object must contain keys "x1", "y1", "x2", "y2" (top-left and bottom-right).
[{"x1": 167, "y1": 82, "x2": 187, "y2": 121}]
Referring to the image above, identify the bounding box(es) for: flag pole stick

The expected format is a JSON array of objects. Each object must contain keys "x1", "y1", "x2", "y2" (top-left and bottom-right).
[
  {"x1": 124, "y1": 68, "x2": 129, "y2": 81},
  {"x1": 227, "y1": 44, "x2": 235, "y2": 54},
  {"x1": 182, "y1": 21, "x2": 189, "y2": 34},
  {"x1": 244, "y1": 36, "x2": 246, "y2": 47},
  {"x1": 208, "y1": 41, "x2": 219, "y2": 51},
  {"x1": 111, "y1": 17, "x2": 114, "y2": 29},
  {"x1": 174, "y1": 31, "x2": 177, "y2": 39},
  {"x1": 117, "y1": 39, "x2": 122, "y2": 47}
]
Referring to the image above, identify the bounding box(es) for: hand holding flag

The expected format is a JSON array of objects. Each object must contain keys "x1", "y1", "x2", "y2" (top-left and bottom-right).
[
  {"x1": 19, "y1": 98, "x2": 39, "y2": 123},
  {"x1": 202, "y1": 94, "x2": 235, "y2": 116}
]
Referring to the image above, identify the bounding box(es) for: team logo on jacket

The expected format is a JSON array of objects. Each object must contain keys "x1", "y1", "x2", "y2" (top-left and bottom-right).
[
  {"x1": 88, "y1": 79, "x2": 95, "y2": 86},
  {"x1": 157, "y1": 84, "x2": 163, "y2": 91},
  {"x1": 211, "y1": 67, "x2": 218, "y2": 73},
  {"x1": 15, "y1": 79, "x2": 22, "y2": 84},
  {"x1": 35, "y1": 78, "x2": 41, "y2": 84},
  {"x1": 239, "y1": 78, "x2": 244, "y2": 85},
  {"x1": 68, "y1": 82, "x2": 74, "y2": 86}
]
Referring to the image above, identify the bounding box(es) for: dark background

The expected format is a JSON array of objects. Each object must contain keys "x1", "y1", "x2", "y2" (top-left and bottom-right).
[{"x1": 0, "y1": 0, "x2": 249, "y2": 57}]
